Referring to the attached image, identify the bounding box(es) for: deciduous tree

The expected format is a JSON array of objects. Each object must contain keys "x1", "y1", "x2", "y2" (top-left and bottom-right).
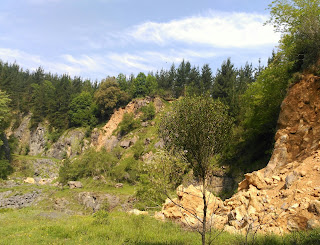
[{"x1": 158, "y1": 96, "x2": 233, "y2": 245}]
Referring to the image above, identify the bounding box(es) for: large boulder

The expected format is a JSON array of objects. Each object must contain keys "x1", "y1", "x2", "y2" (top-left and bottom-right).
[
  {"x1": 78, "y1": 192, "x2": 120, "y2": 212},
  {"x1": 67, "y1": 181, "x2": 83, "y2": 189},
  {"x1": 244, "y1": 171, "x2": 266, "y2": 190},
  {"x1": 104, "y1": 136, "x2": 119, "y2": 151},
  {"x1": 162, "y1": 185, "x2": 225, "y2": 227}
]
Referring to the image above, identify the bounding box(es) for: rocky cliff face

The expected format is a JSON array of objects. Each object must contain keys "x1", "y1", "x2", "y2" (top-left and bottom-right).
[
  {"x1": 11, "y1": 115, "x2": 88, "y2": 159},
  {"x1": 46, "y1": 128, "x2": 88, "y2": 159},
  {"x1": 91, "y1": 97, "x2": 163, "y2": 151},
  {"x1": 265, "y1": 74, "x2": 320, "y2": 175},
  {"x1": 161, "y1": 75, "x2": 320, "y2": 234}
]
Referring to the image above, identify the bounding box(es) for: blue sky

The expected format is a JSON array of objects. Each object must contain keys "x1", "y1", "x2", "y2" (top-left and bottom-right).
[{"x1": 0, "y1": 0, "x2": 280, "y2": 80}]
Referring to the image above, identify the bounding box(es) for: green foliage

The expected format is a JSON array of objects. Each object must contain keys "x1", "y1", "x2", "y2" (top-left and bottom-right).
[
  {"x1": 140, "y1": 102, "x2": 156, "y2": 121},
  {"x1": 68, "y1": 91, "x2": 97, "y2": 127},
  {"x1": 267, "y1": 0, "x2": 320, "y2": 71},
  {"x1": 225, "y1": 57, "x2": 293, "y2": 174},
  {"x1": 94, "y1": 76, "x2": 129, "y2": 119},
  {"x1": 118, "y1": 113, "x2": 139, "y2": 136},
  {"x1": 0, "y1": 91, "x2": 12, "y2": 174},
  {"x1": 242, "y1": 58, "x2": 292, "y2": 135},
  {"x1": 30, "y1": 80, "x2": 55, "y2": 128},
  {"x1": 159, "y1": 96, "x2": 233, "y2": 181},
  {"x1": 132, "y1": 140, "x2": 144, "y2": 160},
  {"x1": 58, "y1": 148, "x2": 117, "y2": 184},
  {"x1": 136, "y1": 150, "x2": 187, "y2": 208},
  {"x1": 92, "y1": 210, "x2": 109, "y2": 225},
  {"x1": 0, "y1": 90, "x2": 10, "y2": 129},
  {"x1": 46, "y1": 128, "x2": 62, "y2": 143},
  {"x1": 0, "y1": 160, "x2": 12, "y2": 179},
  {"x1": 113, "y1": 156, "x2": 139, "y2": 183},
  {"x1": 131, "y1": 72, "x2": 148, "y2": 98},
  {"x1": 145, "y1": 74, "x2": 158, "y2": 96},
  {"x1": 58, "y1": 159, "x2": 73, "y2": 185},
  {"x1": 212, "y1": 58, "x2": 238, "y2": 116}
]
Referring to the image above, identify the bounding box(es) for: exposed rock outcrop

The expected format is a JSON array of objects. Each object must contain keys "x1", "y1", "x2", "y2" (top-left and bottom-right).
[
  {"x1": 29, "y1": 125, "x2": 47, "y2": 155},
  {"x1": 13, "y1": 113, "x2": 32, "y2": 149},
  {"x1": 161, "y1": 75, "x2": 320, "y2": 234},
  {"x1": 46, "y1": 128, "x2": 87, "y2": 159},
  {"x1": 78, "y1": 192, "x2": 120, "y2": 212},
  {"x1": 0, "y1": 190, "x2": 42, "y2": 209},
  {"x1": 92, "y1": 97, "x2": 163, "y2": 151},
  {"x1": 265, "y1": 74, "x2": 320, "y2": 176}
]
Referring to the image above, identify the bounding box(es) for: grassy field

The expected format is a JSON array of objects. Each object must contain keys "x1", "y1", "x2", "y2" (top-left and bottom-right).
[{"x1": 0, "y1": 206, "x2": 320, "y2": 245}]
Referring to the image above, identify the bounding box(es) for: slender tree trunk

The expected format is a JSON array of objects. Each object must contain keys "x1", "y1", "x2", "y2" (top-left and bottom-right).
[{"x1": 202, "y1": 179, "x2": 207, "y2": 245}]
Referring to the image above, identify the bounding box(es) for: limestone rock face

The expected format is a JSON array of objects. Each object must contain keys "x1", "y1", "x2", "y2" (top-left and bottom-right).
[
  {"x1": 29, "y1": 125, "x2": 47, "y2": 155},
  {"x1": 120, "y1": 136, "x2": 138, "y2": 149},
  {"x1": 161, "y1": 75, "x2": 320, "y2": 234},
  {"x1": 92, "y1": 97, "x2": 162, "y2": 151},
  {"x1": 265, "y1": 75, "x2": 320, "y2": 175},
  {"x1": 46, "y1": 128, "x2": 86, "y2": 159},
  {"x1": 13, "y1": 113, "x2": 32, "y2": 152}
]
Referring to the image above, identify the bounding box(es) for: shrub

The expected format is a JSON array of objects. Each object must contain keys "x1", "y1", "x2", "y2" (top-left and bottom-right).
[
  {"x1": 58, "y1": 148, "x2": 117, "y2": 184},
  {"x1": 93, "y1": 210, "x2": 109, "y2": 225},
  {"x1": 0, "y1": 160, "x2": 12, "y2": 179},
  {"x1": 140, "y1": 103, "x2": 156, "y2": 121},
  {"x1": 118, "y1": 113, "x2": 139, "y2": 136},
  {"x1": 132, "y1": 141, "x2": 144, "y2": 160},
  {"x1": 112, "y1": 157, "x2": 139, "y2": 183}
]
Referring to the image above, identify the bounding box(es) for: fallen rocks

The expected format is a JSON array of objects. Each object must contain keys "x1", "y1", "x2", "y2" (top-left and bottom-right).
[
  {"x1": 307, "y1": 219, "x2": 320, "y2": 229},
  {"x1": 308, "y1": 200, "x2": 320, "y2": 215},
  {"x1": 115, "y1": 183, "x2": 123, "y2": 188},
  {"x1": 0, "y1": 190, "x2": 42, "y2": 209},
  {"x1": 120, "y1": 136, "x2": 138, "y2": 149},
  {"x1": 159, "y1": 75, "x2": 320, "y2": 234},
  {"x1": 67, "y1": 181, "x2": 83, "y2": 189},
  {"x1": 128, "y1": 209, "x2": 148, "y2": 215},
  {"x1": 78, "y1": 192, "x2": 120, "y2": 212},
  {"x1": 162, "y1": 185, "x2": 224, "y2": 227},
  {"x1": 24, "y1": 177, "x2": 35, "y2": 184},
  {"x1": 285, "y1": 172, "x2": 298, "y2": 189},
  {"x1": 244, "y1": 171, "x2": 266, "y2": 190}
]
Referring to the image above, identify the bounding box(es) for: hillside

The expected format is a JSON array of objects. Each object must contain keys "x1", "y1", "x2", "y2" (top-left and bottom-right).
[{"x1": 0, "y1": 74, "x2": 320, "y2": 244}]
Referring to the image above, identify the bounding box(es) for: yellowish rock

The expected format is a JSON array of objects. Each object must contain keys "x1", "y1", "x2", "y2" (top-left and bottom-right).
[{"x1": 24, "y1": 177, "x2": 35, "y2": 184}]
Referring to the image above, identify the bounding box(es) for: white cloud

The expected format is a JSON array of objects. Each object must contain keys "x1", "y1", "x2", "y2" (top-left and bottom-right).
[
  {"x1": 107, "y1": 53, "x2": 154, "y2": 72},
  {"x1": 0, "y1": 48, "x2": 41, "y2": 66},
  {"x1": 130, "y1": 12, "x2": 280, "y2": 48}
]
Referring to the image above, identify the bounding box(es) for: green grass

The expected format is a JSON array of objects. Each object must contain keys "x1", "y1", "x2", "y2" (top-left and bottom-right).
[
  {"x1": 1, "y1": 207, "x2": 319, "y2": 245},
  {"x1": 0, "y1": 209, "x2": 202, "y2": 245},
  {"x1": 12, "y1": 154, "x2": 60, "y2": 163}
]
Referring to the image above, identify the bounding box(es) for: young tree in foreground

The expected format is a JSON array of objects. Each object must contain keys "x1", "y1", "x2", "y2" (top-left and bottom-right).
[{"x1": 158, "y1": 96, "x2": 233, "y2": 245}]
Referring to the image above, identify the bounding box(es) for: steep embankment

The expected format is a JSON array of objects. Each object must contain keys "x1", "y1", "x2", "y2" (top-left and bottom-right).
[
  {"x1": 91, "y1": 97, "x2": 163, "y2": 151},
  {"x1": 161, "y1": 74, "x2": 320, "y2": 234}
]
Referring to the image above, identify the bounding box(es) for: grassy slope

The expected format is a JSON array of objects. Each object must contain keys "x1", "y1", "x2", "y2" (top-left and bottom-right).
[{"x1": 2, "y1": 100, "x2": 320, "y2": 244}]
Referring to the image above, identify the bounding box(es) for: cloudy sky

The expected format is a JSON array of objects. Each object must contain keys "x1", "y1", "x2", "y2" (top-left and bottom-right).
[{"x1": 0, "y1": 0, "x2": 280, "y2": 80}]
